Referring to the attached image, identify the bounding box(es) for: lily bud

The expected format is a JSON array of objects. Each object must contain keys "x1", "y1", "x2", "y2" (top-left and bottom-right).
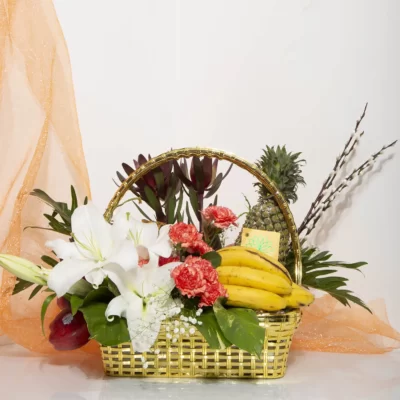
[{"x1": 0, "y1": 254, "x2": 49, "y2": 285}]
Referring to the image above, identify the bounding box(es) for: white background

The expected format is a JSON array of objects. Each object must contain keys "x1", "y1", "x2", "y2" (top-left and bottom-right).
[{"x1": 54, "y1": 0, "x2": 400, "y2": 329}]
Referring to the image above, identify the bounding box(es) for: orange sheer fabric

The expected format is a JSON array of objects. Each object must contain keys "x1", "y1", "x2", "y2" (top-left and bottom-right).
[
  {"x1": 0, "y1": 0, "x2": 399, "y2": 356},
  {"x1": 294, "y1": 296, "x2": 400, "y2": 354},
  {"x1": 0, "y1": 0, "x2": 94, "y2": 354}
]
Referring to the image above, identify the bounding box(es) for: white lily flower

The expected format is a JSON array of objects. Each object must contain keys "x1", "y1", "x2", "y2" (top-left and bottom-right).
[
  {"x1": 46, "y1": 202, "x2": 138, "y2": 297},
  {"x1": 115, "y1": 213, "x2": 173, "y2": 267},
  {"x1": 105, "y1": 261, "x2": 182, "y2": 352}
]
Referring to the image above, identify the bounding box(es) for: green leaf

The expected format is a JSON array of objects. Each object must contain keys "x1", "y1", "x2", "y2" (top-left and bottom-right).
[
  {"x1": 41, "y1": 293, "x2": 57, "y2": 335},
  {"x1": 80, "y1": 302, "x2": 130, "y2": 346},
  {"x1": 222, "y1": 163, "x2": 234, "y2": 180},
  {"x1": 70, "y1": 295, "x2": 85, "y2": 316},
  {"x1": 82, "y1": 287, "x2": 114, "y2": 307},
  {"x1": 132, "y1": 201, "x2": 153, "y2": 221},
  {"x1": 188, "y1": 187, "x2": 200, "y2": 221},
  {"x1": 192, "y1": 157, "x2": 205, "y2": 193},
  {"x1": 173, "y1": 160, "x2": 193, "y2": 188},
  {"x1": 12, "y1": 278, "x2": 34, "y2": 295},
  {"x1": 213, "y1": 302, "x2": 265, "y2": 357},
  {"x1": 29, "y1": 285, "x2": 43, "y2": 300},
  {"x1": 41, "y1": 255, "x2": 59, "y2": 268},
  {"x1": 201, "y1": 251, "x2": 221, "y2": 268},
  {"x1": 44, "y1": 214, "x2": 71, "y2": 235},
  {"x1": 174, "y1": 188, "x2": 184, "y2": 222},
  {"x1": 23, "y1": 226, "x2": 55, "y2": 233},
  {"x1": 70, "y1": 185, "x2": 78, "y2": 213},
  {"x1": 143, "y1": 186, "x2": 164, "y2": 220},
  {"x1": 107, "y1": 279, "x2": 121, "y2": 297},
  {"x1": 154, "y1": 169, "x2": 165, "y2": 196},
  {"x1": 166, "y1": 195, "x2": 177, "y2": 224},
  {"x1": 185, "y1": 202, "x2": 194, "y2": 225},
  {"x1": 31, "y1": 189, "x2": 71, "y2": 223},
  {"x1": 195, "y1": 310, "x2": 231, "y2": 350},
  {"x1": 204, "y1": 173, "x2": 223, "y2": 199}
]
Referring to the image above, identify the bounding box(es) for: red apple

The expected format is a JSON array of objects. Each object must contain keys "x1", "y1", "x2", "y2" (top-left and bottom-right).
[
  {"x1": 49, "y1": 309, "x2": 90, "y2": 351},
  {"x1": 57, "y1": 297, "x2": 71, "y2": 310}
]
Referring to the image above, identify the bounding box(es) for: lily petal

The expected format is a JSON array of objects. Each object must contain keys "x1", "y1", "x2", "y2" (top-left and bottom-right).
[
  {"x1": 111, "y1": 211, "x2": 131, "y2": 242},
  {"x1": 46, "y1": 239, "x2": 81, "y2": 260},
  {"x1": 48, "y1": 259, "x2": 97, "y2": 297},
  {"x1": 137, "y1": 261, "x2": 180, "y2": 297},
  {"x1": 126, "y1": 300, "x2": 161, "y2": 353},
  {"x1": 128, "y1": 219, "x2": 158, "y2": 248},
  {"x1": 105, "y1": 295, "x2": 130, "y2": 320},
  {"x1": 148, "y1": 261, "x2": 181, "y2": 296},
  {"x1": 104, "y1": 264, "x2": 136, "y2": 297},
  {"x1": 72, "y1": 203, "x2": 114, "y2": 261},
  {"x1": 108, "y1": 240, "x2": 139, "y2": 271},
  {"x1": 85, "y1": 268, "x2": 107, "y2": 288},
  {"x1": 149, "y1": 224, "x2": 172, "y2": 258}
]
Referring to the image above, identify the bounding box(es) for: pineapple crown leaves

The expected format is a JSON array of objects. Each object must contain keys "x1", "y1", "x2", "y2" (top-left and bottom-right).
[
  {"x1": 286, "y1": 242, "x2": 371, "y2": 313},
  {"x1": 254, "y1": 145, "x2": 306, "y2": 204}
]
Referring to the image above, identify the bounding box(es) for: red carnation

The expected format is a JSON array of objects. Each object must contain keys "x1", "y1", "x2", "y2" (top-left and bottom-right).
[
  {"x1": 199, "y1": 282, "x2": 228, "y2": 308},
  {"x1": 171, "y1": 259, "x2": 207, "y2": 298},
  {"x1": 169, "y1": 222, "x2": 202, "y2": 247},
  {"x1": 202, "y1": 206, "x2": 238, "y2": 229},
  {"x1": 185, "y1": 256, "x2": 218, "y2": 284},
  {"x1": 186, "y1": 240, "x2": 213, "y2": 256}
]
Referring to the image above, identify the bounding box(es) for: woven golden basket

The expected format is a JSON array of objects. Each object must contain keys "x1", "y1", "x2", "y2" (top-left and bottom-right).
[{"x1": 101, "y1": 148, "x2": 303, "y2": 379}]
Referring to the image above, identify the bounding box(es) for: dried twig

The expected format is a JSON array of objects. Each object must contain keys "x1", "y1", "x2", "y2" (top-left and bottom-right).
[
  {"x1": 303, "y1": 140, "x2": 397, "y2": 236},
  {"x1": 298, "y1": 103, "x2": 368, "y2": 235}
]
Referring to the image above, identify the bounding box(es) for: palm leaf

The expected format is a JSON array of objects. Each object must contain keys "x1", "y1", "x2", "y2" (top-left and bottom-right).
[{"x1": 287, "y1": 243, "x2": 370, "y2": 312}]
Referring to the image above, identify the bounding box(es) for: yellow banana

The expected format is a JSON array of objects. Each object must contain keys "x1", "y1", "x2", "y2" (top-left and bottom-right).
[
  {"x1": 217, "y1": 266, "x2": 292, "y2": 295},
  {"x1": 224, "y1": 284, "x2": 287, "y2": 311},
  {"x1": 283, "y1": 283, "x2": 314, "y2": 308},
  {"x1": 217, "y1": 246, "x2": 292, "y2": 283}
]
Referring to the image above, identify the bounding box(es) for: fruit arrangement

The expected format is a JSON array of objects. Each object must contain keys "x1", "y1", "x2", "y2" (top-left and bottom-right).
[
  {"x1": 0, "y1": 110, "x2": 395, "y2": 369},
  {"x1": 217, "y1": 246, "x2": 314, "y2": 311}
]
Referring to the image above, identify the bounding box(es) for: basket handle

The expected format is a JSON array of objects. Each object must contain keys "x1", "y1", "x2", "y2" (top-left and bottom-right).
[{"x1": 104, "y1": 147, "x2": 302, "y2": 284}]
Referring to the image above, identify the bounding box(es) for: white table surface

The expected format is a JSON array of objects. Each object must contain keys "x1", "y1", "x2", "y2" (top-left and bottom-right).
[{"x1": 0, "y1": 344, "x2": 399, "y2": 400}]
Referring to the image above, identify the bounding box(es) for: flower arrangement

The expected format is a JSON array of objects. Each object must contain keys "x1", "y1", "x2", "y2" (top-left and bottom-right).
[
  {"x1": 1, "y1": 153, "x2": 308, "y2": 359},
  {"x1": 0, "y1": 125, "x2": 395, "y2": 371}
]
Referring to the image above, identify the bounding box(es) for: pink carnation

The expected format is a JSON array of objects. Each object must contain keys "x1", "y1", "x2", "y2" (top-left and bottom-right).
[
  {"x1": 169, "y1": 222, "x2": 202, "y2": 247},
  {"x1": 185, "y1": 256, "x2": 218, "y2": 284},
  {"x1": 186, "y1": 240, "x2": 213, "y2": 255},
  {"x1": 202, "y1": 206, "x2": 238, "y2": 229},
  {"x1": 172, "y1": 256, "x2": 225, "y2": 307},
  {"x1": 199, "y1": 282, "x2": 228, "y2": 308},
  {"x1": 171, "y1": 260, "x2": 207, "y2": 298}
]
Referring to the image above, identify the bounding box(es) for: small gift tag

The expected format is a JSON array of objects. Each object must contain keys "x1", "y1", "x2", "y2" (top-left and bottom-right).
[{"x1": 240, "y1": 228, "x2": 280, "y2": 260}]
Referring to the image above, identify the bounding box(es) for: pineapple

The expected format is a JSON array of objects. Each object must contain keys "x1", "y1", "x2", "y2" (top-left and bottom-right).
[{"x1": 236, "y1": 146, "x2": 305, "y2": 261}]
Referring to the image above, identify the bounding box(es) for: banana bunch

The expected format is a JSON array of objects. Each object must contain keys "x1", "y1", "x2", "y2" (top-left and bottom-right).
[{"x1": 217, "y1": 246, "x2": 314, "y2": 311}]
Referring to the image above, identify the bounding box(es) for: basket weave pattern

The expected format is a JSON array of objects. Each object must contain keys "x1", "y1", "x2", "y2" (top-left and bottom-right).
[{"x1": 101, "y1": 310, "x2": 301, "y2": 378}]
